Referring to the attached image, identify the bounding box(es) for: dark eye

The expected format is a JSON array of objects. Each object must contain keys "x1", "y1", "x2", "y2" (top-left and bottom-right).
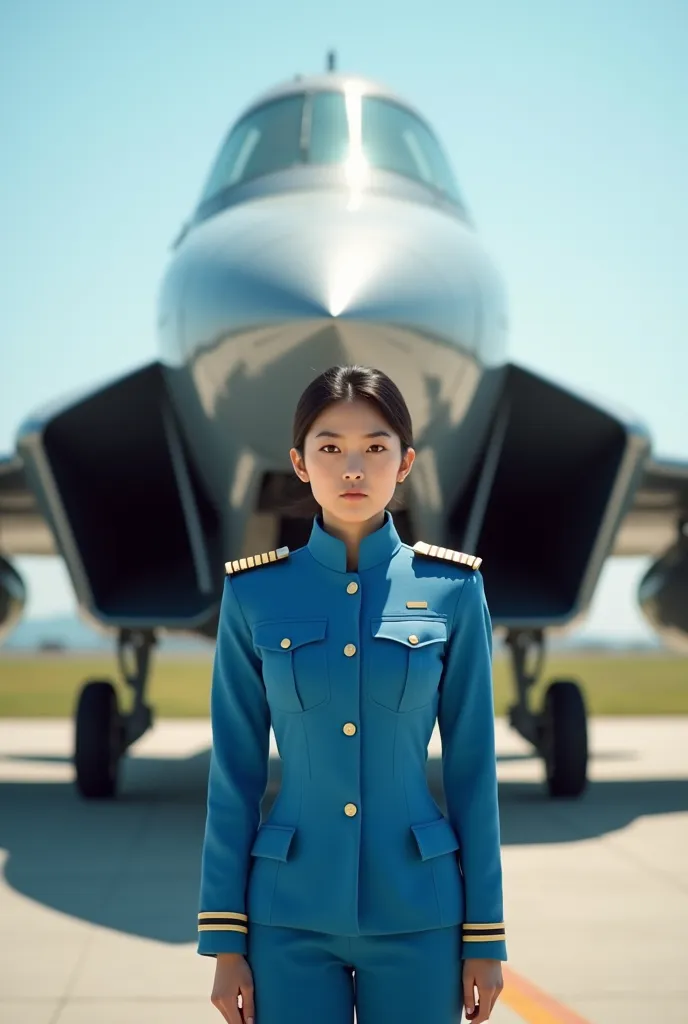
[
  {"x1": 368, "y1": 444, "x2": 386, "y2": 453},
  {"x1": 320, "y1": 444, "x2": 340, "y2": 453}
]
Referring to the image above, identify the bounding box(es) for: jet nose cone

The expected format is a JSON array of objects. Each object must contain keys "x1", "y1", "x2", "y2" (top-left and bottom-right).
[
  {"x1": 190, "y1": 192, "x2": 483, "y2": 349},
  {"x1": 247, "y1": 201, "x2": 477, "y2": 336}
]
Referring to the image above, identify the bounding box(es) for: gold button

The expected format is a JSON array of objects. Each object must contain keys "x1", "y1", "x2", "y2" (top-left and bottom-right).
[
  {"x1": 344, "y1": 803, "x2": 358, "y2": 817},
  {"x1": 346, "y1": 581, "x2": 359, "y2": 595},
  {"x1": 408, "y1": 635, "x2": 419, "y2": 645},
  {"x1": 343, "y1": 722, "x2": 357, "y2": 736},
  {"x1": 280, "y1": 638, "x2": 292, "y2": 649},
  {"x1": 344, "y1": 643, "x2": 357, "y2": 657}
]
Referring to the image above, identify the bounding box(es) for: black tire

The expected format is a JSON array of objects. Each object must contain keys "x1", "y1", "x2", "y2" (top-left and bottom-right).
[
  {"x1": 74, "y1": 680, "x2": 123, "y2": 799},
  {"x1": 541, "y1": 679, "x2": 588, "y2": 798}
]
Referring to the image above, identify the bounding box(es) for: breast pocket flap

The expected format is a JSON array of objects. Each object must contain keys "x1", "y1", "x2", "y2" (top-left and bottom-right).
[
  {"x1": 250, "y1": 823, "x2": 296, "y2": 861},
  {"x1": 254, "y1": 619, "x2": 327, "y2": 652},
  {"x1": 411, "y1": 816, "x2": 460, "y2": 861},
  {"x1": 371, "y1": 617, "x2": 447, "y2": 648}
]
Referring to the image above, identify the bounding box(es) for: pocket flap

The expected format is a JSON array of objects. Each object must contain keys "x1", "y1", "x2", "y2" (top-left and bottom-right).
[
  {"x1": 254, "y1": 619, "x2": 327, "y2": 652},
  {"x1": 411, "y1": 816, "x2": 460, "y2": 861},
  {"x1": 371, "y1": 617, "x2": 447, "y2": 648},
  {"x1": 250, "y1": 823, "x2": 296, "y2": 861}
]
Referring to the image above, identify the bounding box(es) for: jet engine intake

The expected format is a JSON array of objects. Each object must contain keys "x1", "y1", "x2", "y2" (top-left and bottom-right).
[
  {"x1": 638, "y1": 537, "x2": 688, "y2": 651},
  {"x1": 449, "y1": 364, "x2": 649, "y2": 627},
  {"x1": 16, "y1": 363, "x2": 222, "y2": 631}
]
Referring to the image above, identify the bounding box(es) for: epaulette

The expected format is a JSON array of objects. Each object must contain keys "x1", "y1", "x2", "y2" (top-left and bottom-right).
[
  {"x1": 225, "y1": 546, "x2": 290, "y2": 576},
  {"x1": 412, "y1": 541, "x2": 482, "y2": 571}
]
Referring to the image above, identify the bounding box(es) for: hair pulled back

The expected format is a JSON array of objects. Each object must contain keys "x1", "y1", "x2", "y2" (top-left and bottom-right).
[{"x1": 293, "y1": 365, "x2": 414, "y2": 455}]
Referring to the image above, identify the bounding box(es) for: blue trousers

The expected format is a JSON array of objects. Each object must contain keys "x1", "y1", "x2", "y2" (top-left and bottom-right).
[{"x1": 247, "y1": 922, "x2": 463, "y2": 1023}]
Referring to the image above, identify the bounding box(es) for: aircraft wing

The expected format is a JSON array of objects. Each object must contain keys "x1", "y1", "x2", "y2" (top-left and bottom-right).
[
  {"x1": 0, "y1": 453, "x2": 55, "y2": 556},
  {"x1": 613, "y1": 455, "x2": 688, "y2": 557}
]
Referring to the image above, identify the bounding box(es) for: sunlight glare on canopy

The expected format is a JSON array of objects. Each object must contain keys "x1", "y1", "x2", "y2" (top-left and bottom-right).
[{"x1": 343, "y1": 86, "x2": 370, "y2": 210}]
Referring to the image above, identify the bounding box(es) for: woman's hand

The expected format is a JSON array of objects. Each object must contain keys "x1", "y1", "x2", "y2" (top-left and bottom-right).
[
  {"x1": 211, "y1": 952, "x2": 255, "y2": 1024},
  {"x1": 463, "y1": 958, "x2": 503, "y2": 1022}
]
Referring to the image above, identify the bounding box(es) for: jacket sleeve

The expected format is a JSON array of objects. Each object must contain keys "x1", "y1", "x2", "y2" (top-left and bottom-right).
[
  {"x1": 437, "y1": 570, "x2": 507, "y2": 961},
  {"x1": 197, "y1": 575, "x2": 270, "y2": 957}
]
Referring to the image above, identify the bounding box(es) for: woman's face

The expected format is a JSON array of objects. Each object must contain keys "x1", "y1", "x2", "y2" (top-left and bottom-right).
[{"x1": 290, "y1": 399, "x2": 415, "y2": 524}]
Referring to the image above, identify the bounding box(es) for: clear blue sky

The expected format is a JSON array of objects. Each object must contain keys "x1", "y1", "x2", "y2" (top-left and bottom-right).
[{"x1": 1, "y1": 0, "x2": 686, "y2": 637}]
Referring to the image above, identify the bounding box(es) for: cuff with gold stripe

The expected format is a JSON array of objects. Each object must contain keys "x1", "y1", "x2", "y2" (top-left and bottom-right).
[
  {"x1": 462, "y1": 922, "x2": 505, "y2": 943},
  {"x1": 462, "y1": 923, "x2": 507, "y2": 960},
  {"x1": 197, "y1": 912, "x2": 248, "y2": 957}
]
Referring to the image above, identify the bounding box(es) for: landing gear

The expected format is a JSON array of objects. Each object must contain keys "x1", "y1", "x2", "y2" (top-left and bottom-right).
[
  {"x1": 73, "y1": 628, "x2": 156, "y2": 799},
  {"x1": 505, "y1": 629, "x2": 588, "y2": 798},
  {"x1": 74, "y1": 680, "x2": 123, "y2": 798},
  {"x1": 541, "y1": 679, "x2": 588, "y2": 797}
]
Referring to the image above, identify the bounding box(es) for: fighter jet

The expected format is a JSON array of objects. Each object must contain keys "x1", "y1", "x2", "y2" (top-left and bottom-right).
[{"x1": 2, "y1": 67, "x2": 687, "y2": 801}]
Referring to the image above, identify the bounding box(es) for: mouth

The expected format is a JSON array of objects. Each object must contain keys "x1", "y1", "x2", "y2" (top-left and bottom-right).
[{"x1": 341, "y1": 491, "x2": 368, "y2": 498}]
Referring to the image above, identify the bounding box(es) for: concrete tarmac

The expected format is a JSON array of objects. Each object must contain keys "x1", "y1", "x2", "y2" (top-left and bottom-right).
[{"x1": 0, "y1": 717, "x2": 686, "y2": 1024}]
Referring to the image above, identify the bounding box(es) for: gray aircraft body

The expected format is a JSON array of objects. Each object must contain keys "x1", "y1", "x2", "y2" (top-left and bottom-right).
[{"x1": 2, "y1": 71, "x2": 687, "y2": 800}]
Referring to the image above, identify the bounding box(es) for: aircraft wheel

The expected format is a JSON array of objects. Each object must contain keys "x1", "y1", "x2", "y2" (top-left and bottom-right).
[
  {"x1": 541, "y1": 679, "x2": 588, "y2": 798},
  {"x1": 74, "y1": 680, "x2": 124, "y2": 799}
]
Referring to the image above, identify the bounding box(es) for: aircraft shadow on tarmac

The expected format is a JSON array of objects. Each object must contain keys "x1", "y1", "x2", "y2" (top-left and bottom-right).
[{"x1": 1, "y1": 749, "x2": 686, "y2": 946}]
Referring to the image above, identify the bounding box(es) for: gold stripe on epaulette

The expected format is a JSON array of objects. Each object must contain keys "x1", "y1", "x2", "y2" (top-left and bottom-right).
[
  {"x1": 413, "y1": 540, "x2": 482, "y2": 571},
  {"x1": 225, "y1": 546, "x2": 290, "y2": 576}
]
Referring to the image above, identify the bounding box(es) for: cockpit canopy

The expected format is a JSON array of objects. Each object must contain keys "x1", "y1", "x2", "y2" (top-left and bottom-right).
[{"x1": 198, "y1": 90, "x2": 463, "y2": 210}]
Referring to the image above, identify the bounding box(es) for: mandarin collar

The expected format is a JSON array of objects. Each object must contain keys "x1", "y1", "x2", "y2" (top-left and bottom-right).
[{"x1": 307, "y1": 509, "x2": 402, "y2": 573}]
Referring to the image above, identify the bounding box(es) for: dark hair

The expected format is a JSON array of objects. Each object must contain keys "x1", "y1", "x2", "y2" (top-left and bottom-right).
[
  {"x1": 293, "y1": 365, "x2": 414, "y2": 455},
  {"x1": 283, "y1": 365, "x2": 414, "y2": 520}
]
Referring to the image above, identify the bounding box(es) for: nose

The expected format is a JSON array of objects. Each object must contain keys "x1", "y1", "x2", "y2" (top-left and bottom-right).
[{"x1": 343, "y1": 465, "x2": 364, "y2": 481}]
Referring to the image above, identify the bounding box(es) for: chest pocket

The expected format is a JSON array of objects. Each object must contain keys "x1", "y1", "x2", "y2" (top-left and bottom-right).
[
  {"x1": 368, "y1": 616, "x2": 448, "y2": 712},
  {"x1": 253, "y1": 619, "x2": 329, "y2": 713}
]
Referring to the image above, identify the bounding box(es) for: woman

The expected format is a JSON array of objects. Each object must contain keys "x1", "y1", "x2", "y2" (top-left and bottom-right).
[{"x1": 197, "y1": 365, "x2": 506, "y2": 1024}]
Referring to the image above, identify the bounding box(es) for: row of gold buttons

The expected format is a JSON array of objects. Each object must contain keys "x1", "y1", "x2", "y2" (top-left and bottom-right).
[{"x1": 344, "y1": 587, "x2": 358, "y2": 816}]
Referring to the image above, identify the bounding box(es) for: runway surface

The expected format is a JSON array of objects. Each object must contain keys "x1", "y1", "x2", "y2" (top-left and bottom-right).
[{"x1": 0, "y1": 716, "x2": 686, "y2": 1024}]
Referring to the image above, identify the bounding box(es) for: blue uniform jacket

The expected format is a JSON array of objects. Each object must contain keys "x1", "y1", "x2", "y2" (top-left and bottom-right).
[{"x1": 197, "y1": 510, "x2": 507, "y2": 960}]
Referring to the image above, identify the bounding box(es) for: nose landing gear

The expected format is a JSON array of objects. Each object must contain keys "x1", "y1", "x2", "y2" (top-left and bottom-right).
[
  {"x1": 73, "y1": 628, "x2": 156, "y2": 799},
  {"x1": 505, "y1": 629, "x2": 588, "y2": 798}
]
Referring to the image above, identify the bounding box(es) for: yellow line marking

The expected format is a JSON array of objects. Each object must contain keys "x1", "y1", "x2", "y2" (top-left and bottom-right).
[{"x1": 502, "y1": 966, "x2": 592, "y2": 1024}]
